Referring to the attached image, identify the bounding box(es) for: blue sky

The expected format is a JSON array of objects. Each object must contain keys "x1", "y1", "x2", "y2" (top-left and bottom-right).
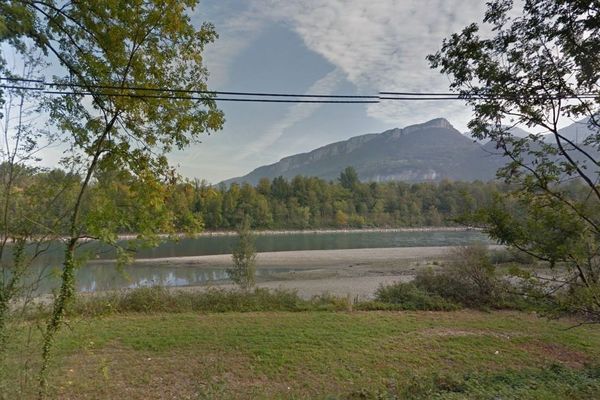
[
  {"x1": 2, "y1": 1, "x2": 504, "y2": 183},
  {"x1": 172, "y1": 0, "x2": 497, "y2": 183}
]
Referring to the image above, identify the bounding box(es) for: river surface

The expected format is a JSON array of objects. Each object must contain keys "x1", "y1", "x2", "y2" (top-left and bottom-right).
[{"x1": 22, "y1": 230, "x2": 489, "y2": 294}]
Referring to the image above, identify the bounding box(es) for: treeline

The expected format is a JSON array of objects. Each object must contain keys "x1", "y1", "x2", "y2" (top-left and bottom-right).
[
  {"x1": 2, "y1": 163, "x2": 510, "y2": 233},
  {"x1": 176, "y1": 168, "x2": 506, "y2": 230}
]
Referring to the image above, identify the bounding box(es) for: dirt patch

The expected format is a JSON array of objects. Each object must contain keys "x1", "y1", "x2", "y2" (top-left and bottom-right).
[
  {"x1": 51, "y1": 346, "x2": 344, "y2": 400},
  {"x1": 420, "y1": 328, "x2": 516, "y2": 340},
  {"x1": 519, "y1": 340, "x2": 590, "y2": 368},
  {"x1": 52, "y1": 347, "x2": 223, "y2": 400}
]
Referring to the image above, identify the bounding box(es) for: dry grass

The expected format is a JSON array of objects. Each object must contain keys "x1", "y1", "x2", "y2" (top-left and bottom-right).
[{"x1": 6, "y1": 310, "x2": 600, "y2": 399}]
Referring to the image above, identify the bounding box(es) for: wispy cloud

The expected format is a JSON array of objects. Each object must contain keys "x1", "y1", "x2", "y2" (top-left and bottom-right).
[
  {"x1": 179, "y1": 0, "x2": 517, "y2": 181},
  {"x1": 243, "y1": 0, "x2": 490, "y2": 130},
  {"x1": 235, "y1": 68, "x2": 344, "y2": 161},
  {"x1": 196, "y1": 5, "x2": 266, "y2": 88}
]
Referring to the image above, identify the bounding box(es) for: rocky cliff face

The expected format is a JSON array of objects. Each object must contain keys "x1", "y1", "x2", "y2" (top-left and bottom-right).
[{"x1": 222, "y1": 118, "x2": 507, "y2": 185}]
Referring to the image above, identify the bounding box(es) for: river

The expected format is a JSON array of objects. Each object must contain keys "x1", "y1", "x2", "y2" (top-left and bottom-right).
[{"x1": 21, "y1": 229, "x2": 489, "y2": 294}]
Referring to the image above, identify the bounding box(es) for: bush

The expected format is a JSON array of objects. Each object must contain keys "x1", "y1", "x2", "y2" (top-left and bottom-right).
[
  {"x1": 228, "y1": 216, "x2": 257, "y2": 289},
  {"x1": 373, "y1": 282, "x2": 460, "y2": 311},
  {"x1": 62, "y1": 286, "x2": 352, "y2": 318},
  {"x1": 489, "y1": 247, "x2": 535, "y2": 265},
  {"x1": 551, "y1": 283, "x2": 600, "y2": 322},
  {"x1": 412, "y1": 245, "x2": 507, "y2": 308},
  {"x1": 373, "y1": 245, "x2": 536, "y2": 311}
]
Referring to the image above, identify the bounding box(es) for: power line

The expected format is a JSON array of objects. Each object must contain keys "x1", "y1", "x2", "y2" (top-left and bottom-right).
[
  {"x1": 3, "y1": 85, "x2": 378, "y2": 104},
  {"x1": 0, "y1": 77, "x2": 378, "y2": 99},
  {"x1": 0, "y1": 77, "x2": 45, "y2": 84},
  {"x1": 380, "y1": 91, "x2": 458, "y2": 96},
  {"x1": 379, "y1": 95, "x2": 599, "y2": 100},
  {"x1": 1, "y1": 77, "x2": 598, "y2": 103},
  {"x1": 0, "y1": 84, "x2": 44, "y2": 91}
]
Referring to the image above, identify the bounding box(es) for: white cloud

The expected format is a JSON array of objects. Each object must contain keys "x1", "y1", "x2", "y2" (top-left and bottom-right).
[
  {"x1": 235, "y1": 68, "x2": 344, "y2": 161},
  {"x1": 198, "y1": 10, "x2": 266, "y2": 88},
  {"x1": 244, "y1": 0, "x2": 490, "y2": 130},
  {"x1": 178, "y1": 0, "x2": 528, "y2": 181}
]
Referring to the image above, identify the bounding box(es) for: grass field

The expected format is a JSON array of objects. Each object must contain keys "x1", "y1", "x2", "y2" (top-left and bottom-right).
[{"x1": 7, "y1": 310, "x2": 600, "y2": 399}]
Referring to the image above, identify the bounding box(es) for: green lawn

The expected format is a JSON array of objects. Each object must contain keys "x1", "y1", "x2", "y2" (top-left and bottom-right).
[{"x1": 7, "y1": 310, "x2": 600, "y2": 399}]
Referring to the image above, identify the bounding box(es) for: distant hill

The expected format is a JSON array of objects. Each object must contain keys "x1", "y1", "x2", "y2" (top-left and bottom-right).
[
  {"x1": 543, "y1": 117, "x2": 596, "y2": 144},
  {"x1": 223, "y1": 118, "x2": 506, "y2": 185},
  {"x1": 222, "y1": 117, "x2": 598, "y2": 185}
]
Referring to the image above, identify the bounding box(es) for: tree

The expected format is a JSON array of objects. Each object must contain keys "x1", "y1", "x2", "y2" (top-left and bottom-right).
[
  {"x1": 339, "y1": 166, "x2": 359, "y2": 190},
  {"x1": 428, "y1": 0, "x2": 600, "y2": 322},
  {"x1": 228, "y1": 216, "x2": 256, "y2": 290},
  {"x1": 0, "y1": 47, "x2": 66, "y2": 394},
  {"x1": 2, "y1": 0, "x2": 224, "y2": 394}
]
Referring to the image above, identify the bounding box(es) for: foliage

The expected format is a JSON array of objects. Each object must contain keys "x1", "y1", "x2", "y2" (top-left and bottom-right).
[
  {"x1": 1, "y1": 0, "x2": 224, "y2": 394},
  {"x1": 227, "y1": 216, "x2": 257, "y2": 289},
  {"x1": 1, "y1": 167, "x2": 519, "y2": 232},
  {"x1": 375, "y1": 245, "x2": 538, "y2": 311},
  {"x1": 39, "y1": 286, "x2": 350, "y2": 317},
  {"x1": 158, "y1": 175, "x2": 507, "y2": 231},
  {"x1": 420, "y1": 245, "x2": 540, "y2": 310},
  {"x1": 339, "y1": 166, "x2": 360, "y2": 190},
  {"x1": 373, "y1": 282, "x2": 460, "y2": 311},
  {"x1": 0, "y1": 46, "x2": 57, "y2": 396},
  {"x1": 489, "y1": 247, "x2": 535, "y2": 265},
  {"x1": 429, "y1": 0, "x2": 600, "y2": 322}
]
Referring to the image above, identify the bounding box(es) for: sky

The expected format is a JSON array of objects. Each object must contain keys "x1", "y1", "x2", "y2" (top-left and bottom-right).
[
  {"x1": 1, "y1": 1, "x2": 512, "y2": 183},
  {"x1": 172, "y1": 0, "x2": 495, "y2": 183}
]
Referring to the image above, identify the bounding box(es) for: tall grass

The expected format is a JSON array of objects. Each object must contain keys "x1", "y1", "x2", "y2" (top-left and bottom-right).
[
  {"x1": 59, "y1": 286, "x2": 352, "y2": 318},
  {"x1": 370, "y1": 245, "x2": 545, "y2": 311}
]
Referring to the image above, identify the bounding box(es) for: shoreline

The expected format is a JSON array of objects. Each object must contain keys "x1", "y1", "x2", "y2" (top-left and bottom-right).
[
  {"x1": 29, "y1": 245, "x2": 504, "y2": 302},
  {"x1": 131, "y1": 246, "x2": 470, "y2": 268},
  {"x1": 117, "y1": 226, "x2": 482, "y2": 240},
  {"x1": 107, "y1": 245, "x2": 503, "y2": 300},
  {"x1": 2, "y1": 226, "x2": 483, "y2": 244}
]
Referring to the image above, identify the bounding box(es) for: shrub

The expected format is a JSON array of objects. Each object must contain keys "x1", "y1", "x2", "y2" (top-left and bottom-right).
[
  {"x1": 411, "y1": 245, "x2": 504, "y2": 308},
  {"x1": 373, "y1": 282, "x2": 460, "y2": 311},
  {"x1": 371, "y1": 245, "x2": 536, "y2": 311},
  {"x1": 62, "y1": 286, "x2": 353, "y2": 318},
  {"x1": 228, "y1": 216, "x2": 256, "y2": 289},
  {"x1": 490, "y1": 247, "x2": 535, "y2": 265},
  {"x1": 551, "y1": 283, "x2": 600, "y2": 322}
]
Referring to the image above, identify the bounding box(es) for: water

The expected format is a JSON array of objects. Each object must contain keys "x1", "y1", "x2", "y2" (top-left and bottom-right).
[
  {"x1": 135, "y1": 230, "x2": 488, "y2": 258},
  {"x1": 18, "y1": 230, "x2": 489, "y2": 293}
]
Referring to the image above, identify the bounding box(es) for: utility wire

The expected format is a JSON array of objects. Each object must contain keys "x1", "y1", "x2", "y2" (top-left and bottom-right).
[
  {"x1": 0, "y1": 77, "x2": 378, "y2": 99},
  {"x1": 380, "y1": 91, "x2": 458, "y2": 96},
  {"x1": 379, "y1": 95, "x2": 599, "y2": 100},
  {"x1": 1, "y1": 77, "x2": 598, "y2": 102},
  {"x1": 3, "y1": 85, "x2": 378, "y2": 104}
]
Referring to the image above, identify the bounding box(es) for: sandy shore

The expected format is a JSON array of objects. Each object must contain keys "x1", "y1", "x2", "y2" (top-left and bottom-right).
[
  {"x1": 130, "y1": 246, "x2": 501, "y2": 299},
  {"x1": 22, "y1": 245, "x2": 503, "y2": 306},
  {"x1": 115, "y1": 226, "x2": 480, "y2": 240},
  {"x1": 133, "y1": 246, "x2": 460, "y2": 268}
]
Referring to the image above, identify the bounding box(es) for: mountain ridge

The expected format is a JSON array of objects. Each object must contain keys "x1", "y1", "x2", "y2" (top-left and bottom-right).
[{"x1": 222, "y1": 118, "x2": 594, "y2": 185}]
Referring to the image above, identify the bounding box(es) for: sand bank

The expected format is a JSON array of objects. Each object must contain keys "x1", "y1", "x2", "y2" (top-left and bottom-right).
[
  {"x1": 131, "y1": 245, "x2": 501, "y2": 299},
  {"x1": 132, "y1": 246, "x2": 466, "y2": 269}
]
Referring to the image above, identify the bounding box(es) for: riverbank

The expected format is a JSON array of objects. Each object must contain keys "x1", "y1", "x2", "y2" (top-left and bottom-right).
[
  {"x1": 115, "y1": 226, "x2": 481, "y2": 240},
  {"x1": 1, "y1": 226, "x2": 482, "y2": 244},
  {"x1": 132, "y1": 246, "x2": 462, "y2": 268},
  {"x1": 128, "y1": 245, "x2": 502, "y2": 299}
]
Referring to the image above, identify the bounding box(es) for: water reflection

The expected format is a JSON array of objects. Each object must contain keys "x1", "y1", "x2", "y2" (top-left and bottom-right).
[
  {"x1": 17, "y1": 230, "x2": 489, "y2": 294},
  {"x1": 34, "y1": 263, "x2": 299, "y2": 294}
]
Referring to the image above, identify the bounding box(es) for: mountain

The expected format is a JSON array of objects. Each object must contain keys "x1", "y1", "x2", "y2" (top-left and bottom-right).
[
  {"x1": 223, "y1": 118, "x2": 507, "y2": 185},
  {"x1": 543, "y1": 117, "x2": 596, "y2": 144},
  {"x1": 466, "y1": 125, "x2": 532, "y2": 144}
]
